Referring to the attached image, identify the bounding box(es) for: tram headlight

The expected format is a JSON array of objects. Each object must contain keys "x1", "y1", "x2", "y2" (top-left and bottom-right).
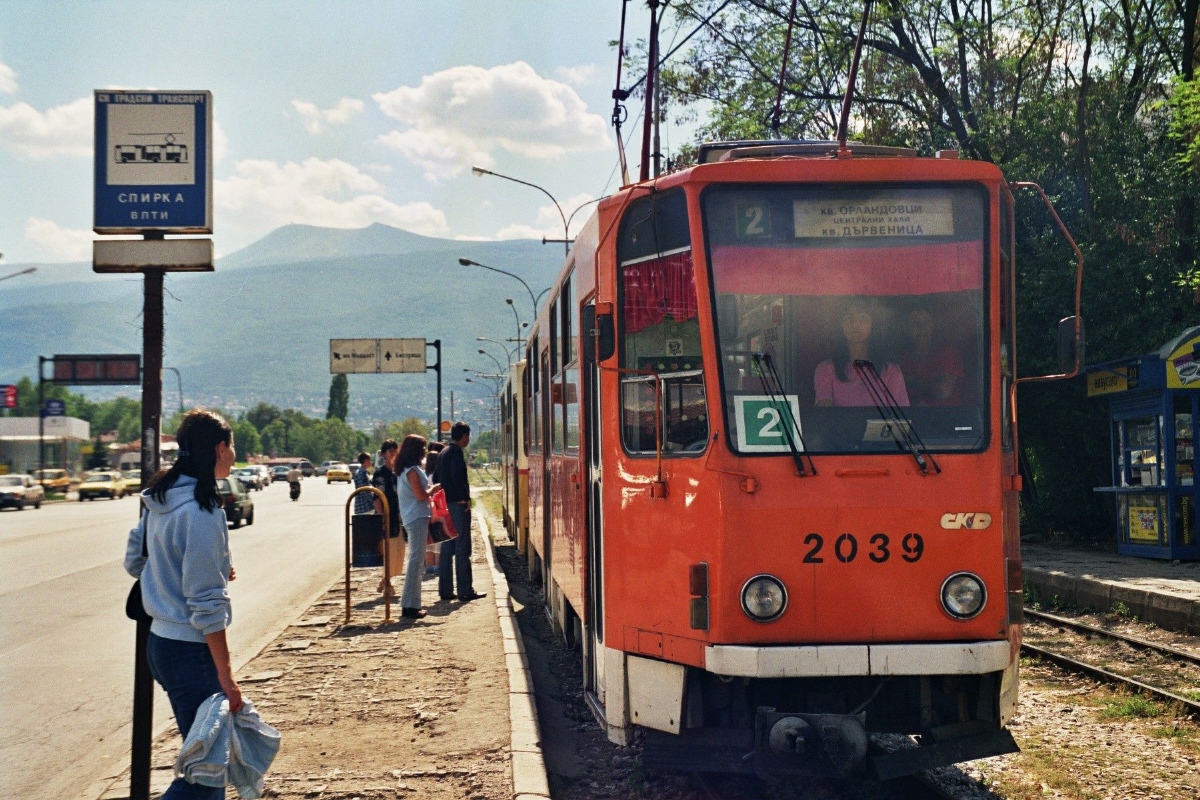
[
  {"x1": 741, "y1": 574, "x2": 787, "y2": 622},
  {"x1": 941, "y1": 572, "x2": 987, "y2": 619}
]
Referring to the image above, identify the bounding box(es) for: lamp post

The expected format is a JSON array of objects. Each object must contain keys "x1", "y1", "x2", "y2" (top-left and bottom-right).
[
  {"x1": 458, "y1": 258, "x2": 541, "y2": 317},
  {"x1": 477, "y1": 337, "x2": 515, "y2": 365},
  {"x1": 163, "y1": 367, "x2": 184, "y2": 414},
  {"x1": 478, "y1": 348, "x2": 506, "y2": 374},
  {"x1": 471, "y1": 166, "x2": 569, "y2": 255},
  {"x1": 505, "y1": 298, "x2": 523, "y2": 346}
]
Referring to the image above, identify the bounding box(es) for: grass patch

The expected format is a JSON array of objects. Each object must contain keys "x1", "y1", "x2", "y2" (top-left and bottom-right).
[
  {"x1": 1100, "y1": 694, "x2": 1164, "y2": 719},
  {"x1": 1182, "y1": 688, "x2": 1200, "y2": 702},
  {"x1": 1150, "y1": 724, "x2": 1192, "y2": 741}
]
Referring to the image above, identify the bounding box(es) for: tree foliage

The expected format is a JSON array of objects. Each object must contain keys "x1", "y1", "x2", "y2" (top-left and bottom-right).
[
  {"x1": 327, "y1": 374, "x2": 349, "y2": 422},
  {"x1": 648, "y1": 0, "x2": 1198, "y2": 539}
]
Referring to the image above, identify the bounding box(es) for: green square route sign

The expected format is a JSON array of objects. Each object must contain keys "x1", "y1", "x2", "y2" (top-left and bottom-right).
[{"x1": 735, "y1": 395, "x2": 802, "y2": 452}]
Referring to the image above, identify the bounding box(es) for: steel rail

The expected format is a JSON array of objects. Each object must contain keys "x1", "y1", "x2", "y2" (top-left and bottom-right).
[
  {"x1": 1025, "y1": 607, "x2": 1200, "y2": 667},
  {"x1": 1021, "y1": 642, "x2": 1200, "y2": 718}
]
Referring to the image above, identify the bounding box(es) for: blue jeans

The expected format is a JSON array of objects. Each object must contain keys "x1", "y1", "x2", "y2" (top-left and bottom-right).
[
  {"x1": 146, "y1": 633, "x2": 225, "y2": 800},
  {"x1": 438, "y1": 502, "x2": 474, "y2": 598},
  {"x1": 401, "y1": 516, "x2": 429, "y2": 609}
]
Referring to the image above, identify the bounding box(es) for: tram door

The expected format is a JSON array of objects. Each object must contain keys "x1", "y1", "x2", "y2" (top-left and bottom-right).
[{"x1": 582, "y1": 302, "x2": 605, "y2": 695}]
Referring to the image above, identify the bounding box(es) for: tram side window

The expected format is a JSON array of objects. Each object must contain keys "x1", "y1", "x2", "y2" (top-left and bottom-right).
[
  {"x1": 550, "y1": 300, "x2": 565, "y2": 455},
  {"x1": 617, "y1": 189, "x2": 709, "y2": 455}
]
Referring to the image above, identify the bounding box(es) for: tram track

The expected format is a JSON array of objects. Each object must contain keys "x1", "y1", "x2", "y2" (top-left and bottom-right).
[{"x1": 1021, "y1": 606, "x2": 1200, "y2": 718}]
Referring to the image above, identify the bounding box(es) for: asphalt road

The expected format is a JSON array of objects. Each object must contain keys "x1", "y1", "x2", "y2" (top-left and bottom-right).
[{"x1": 0, "y1": 477, "x2": 354, "y2": 800}]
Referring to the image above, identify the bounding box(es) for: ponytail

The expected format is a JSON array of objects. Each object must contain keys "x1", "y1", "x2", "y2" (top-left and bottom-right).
[{"x1": 146, "y1": 409, "x2": 231, "y2": 512}]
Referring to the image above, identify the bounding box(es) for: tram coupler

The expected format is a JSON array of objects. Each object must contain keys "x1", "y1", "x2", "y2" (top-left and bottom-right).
[{"x1": 754, "y1": 707, "x2": 868, "y2": 777}]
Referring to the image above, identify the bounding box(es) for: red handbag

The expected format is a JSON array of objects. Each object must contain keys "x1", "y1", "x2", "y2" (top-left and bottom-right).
[{"x1": 428, "y1": 487, "x2": 459, "y2": 544}]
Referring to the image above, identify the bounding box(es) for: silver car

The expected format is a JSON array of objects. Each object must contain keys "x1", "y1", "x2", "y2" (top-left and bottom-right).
[{"x1": 0, "y1": 474, "x2": 46, "y2": 510}]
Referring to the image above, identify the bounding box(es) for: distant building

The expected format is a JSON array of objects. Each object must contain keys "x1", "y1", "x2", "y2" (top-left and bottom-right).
[{"x1": 0, "y1": 417, "x2": 91, "y2": 476}]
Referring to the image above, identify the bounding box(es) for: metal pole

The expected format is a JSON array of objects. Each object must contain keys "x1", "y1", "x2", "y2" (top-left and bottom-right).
[
  {"x1": 428, "y1": 340, "x2": 443, "y2": 440},
  {"x1": 640, "y1": 0, "x2": 659, "y2": 182},
  {"x1": 131, "y1": 260, "x2": 163, "y2": 800},
  {"x1": 38, "y1": 356, "x2": 45, "y2": 486}
]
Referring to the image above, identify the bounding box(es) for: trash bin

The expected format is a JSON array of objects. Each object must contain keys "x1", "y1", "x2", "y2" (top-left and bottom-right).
[{"x1": 351, "y1": 514, "x2": 384, "y2": 567}]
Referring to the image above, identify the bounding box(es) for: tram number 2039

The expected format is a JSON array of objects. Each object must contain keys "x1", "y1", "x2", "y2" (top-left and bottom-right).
[{"x1": 802, "y1": 532, "x2": 925, "y2": 564}]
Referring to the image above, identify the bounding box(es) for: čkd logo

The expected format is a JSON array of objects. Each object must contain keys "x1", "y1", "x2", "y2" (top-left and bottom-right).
[{"x1": 940, "y1": 512, "x2": 993, "y2": 530}]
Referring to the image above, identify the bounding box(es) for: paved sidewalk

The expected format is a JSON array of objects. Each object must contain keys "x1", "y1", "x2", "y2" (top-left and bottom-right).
[
  {"x1": 1023, "y1": 543, "x2": 1200, "y2": 634},
  {"x1": 88, "y1": 508, "x2": 548, "y2": 800}
]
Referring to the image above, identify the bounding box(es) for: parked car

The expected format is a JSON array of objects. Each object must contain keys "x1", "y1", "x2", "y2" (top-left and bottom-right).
[
  {"x1": 217, "y1": 476, "x2": 254, "y2": 528},
  {"x1": 32, "y1": 468, "x2": 71, "y2": 493},
  {"x1": 271, "y1": 465, "x2": 292, "y2": 483},
  {"x1": 234, "y1": 467, "x2": 265, "y2": 490},
  {"x1": 123, "y1": 469, "x2": 142, "y2": 493},
  {"x1": 0, "y1": 474, "x2": 45, "y2": 510},
  {"x1": 78, "y1": 470, "x2": 128, "y2": 500},
  {"x1": 325, "y1": 462, "x2": 352, "y2": 484},
  {"x1": 316, "y1": 460, "x2": 334, "y2": 476},
  {"x1": 298, "y1": 460, "x2": 314, "y2": 477},
  {"x1": 250, "y1": 465, "x2": 272, "y2": 488}
]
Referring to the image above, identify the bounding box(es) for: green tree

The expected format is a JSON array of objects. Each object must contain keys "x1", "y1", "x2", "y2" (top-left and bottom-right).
[
  {"x1": 245, "y1": 402, "x2": 281, "y2": 433},
  {"x1": 327, "y1": 374, "x2": 349, "y2": 421},
  {"x1": 371, "y1": 417, "x2": 431, "y2": 444},
  {"x1": 231, "y1": 419, "x2": 262, "y2": 458}
]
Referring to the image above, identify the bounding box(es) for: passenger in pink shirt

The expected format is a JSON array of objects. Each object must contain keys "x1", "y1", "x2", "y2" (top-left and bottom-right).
[{"x1": 814, "y1": 301, "x2": 910, "y2": 407}]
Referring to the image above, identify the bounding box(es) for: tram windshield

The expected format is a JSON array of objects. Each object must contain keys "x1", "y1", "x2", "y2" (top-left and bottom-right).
[{"x1": 702, "y1": 183, "x2": 989, "y2": 455}]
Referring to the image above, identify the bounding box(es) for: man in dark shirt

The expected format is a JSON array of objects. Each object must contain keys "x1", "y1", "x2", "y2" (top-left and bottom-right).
[
  {"x1": 433, "y1": 422, "x2": 483, "y2": 601},
  {"x1": 371, "y1": 439, "x2": 401, "y2": 598}
]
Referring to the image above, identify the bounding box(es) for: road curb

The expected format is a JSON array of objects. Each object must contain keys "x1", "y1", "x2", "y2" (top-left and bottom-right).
[
  {"x1": 1024, "y1": 566, "x2": 1200, "y2": 636},
  {"x1": 479, "y1": 510, "x2": 552, "y2": 800}
]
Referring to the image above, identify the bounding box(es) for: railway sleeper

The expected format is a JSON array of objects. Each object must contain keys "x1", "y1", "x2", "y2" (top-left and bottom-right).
[{"x1": 633, "y1": 669, "x2": 1018, "y2": 780}]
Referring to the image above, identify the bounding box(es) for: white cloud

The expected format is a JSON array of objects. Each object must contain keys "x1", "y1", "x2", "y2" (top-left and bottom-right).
[
  {"x1": 291, "y1": 97, "x2": 365, "y2": 134},
  {"x1": 0, "y1": 96, "x2": 91, "y2": 158},
  {"x1": 213, "y1": 120, "x2": 229, "y2": 163},
  {"x1": 555, "y1": 64, "x2": 597, "y2": 85},
  {"x1": 0, "y1": 62, "x2": 17, "y2": 94},
  {"x1": 373, "y1": 61, "x2": 610, "y2": 180},
  {"x1": 494, "y1": 193, "x2": 597, "y2": 240},
  {"x1": 214, "y1": 156, "x2": 449, "y2": 236},
  {"x1": 24, "y1": 217, "x2": 97, "y2": 261}
]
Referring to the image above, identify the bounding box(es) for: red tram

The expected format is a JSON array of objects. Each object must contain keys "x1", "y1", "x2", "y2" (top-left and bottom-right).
[{"x1": 499, "y1": 139, "x2": 1082, "y2": 778}]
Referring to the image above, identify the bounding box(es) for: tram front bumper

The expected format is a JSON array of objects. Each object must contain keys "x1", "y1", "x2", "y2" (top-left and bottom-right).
[{"x1": 706, "y1": 639, "x2": 1013, "y2": 678}]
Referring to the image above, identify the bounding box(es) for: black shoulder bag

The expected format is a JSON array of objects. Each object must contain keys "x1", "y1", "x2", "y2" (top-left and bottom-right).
[{"x1": 125, "y1": 510, "x2": 152, "y2": 623}]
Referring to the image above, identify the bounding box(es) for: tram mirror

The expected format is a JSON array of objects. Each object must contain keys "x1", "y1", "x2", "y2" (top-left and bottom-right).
[
  {"x1": 1057, "y1": 315, "x2": 1085, "y2": 375},
  {"x1": 585, "y1": 304, "x2": 616, "y2": 362}
]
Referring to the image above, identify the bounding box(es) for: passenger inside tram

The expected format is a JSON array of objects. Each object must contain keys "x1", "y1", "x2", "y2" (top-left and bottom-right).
[
  {"x1": 813, "y1": 298, "x2": 909, "y2": 408},
  {"x1": 899, "y1": 307, "x2": 965, "y2": 406}
]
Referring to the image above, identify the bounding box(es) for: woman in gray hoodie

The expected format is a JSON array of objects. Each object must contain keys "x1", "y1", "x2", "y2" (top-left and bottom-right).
[{"x1": 125, "y1": 409, "x2": 242, "y2": 800}]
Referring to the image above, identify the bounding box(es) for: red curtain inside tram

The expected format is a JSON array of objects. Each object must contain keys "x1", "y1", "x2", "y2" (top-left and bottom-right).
[{"x1": 622, "y1": 250, "x2": 699, "y2": 334}]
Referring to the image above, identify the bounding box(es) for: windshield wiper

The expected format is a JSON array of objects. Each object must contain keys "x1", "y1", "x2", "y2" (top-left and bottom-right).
[
  {"x1": 853, "y1": 360, "x2": 940, "y2": 475},
  {"x1": 752, "y1": 352, "x2": 817, "y2": 476}
]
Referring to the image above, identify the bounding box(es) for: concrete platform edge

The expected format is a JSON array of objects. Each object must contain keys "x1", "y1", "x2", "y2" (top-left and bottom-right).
[
  {"x1": 1024, "y1": 566, "x2": 1200, "y2": 636},
  {"x1": 479, "y1": 510, "x2": 552, "y2": 800}
]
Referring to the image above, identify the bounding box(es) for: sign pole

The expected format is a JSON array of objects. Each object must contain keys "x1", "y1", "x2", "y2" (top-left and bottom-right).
[
  {"x1": 130, "y1": 254, "x2": 164, "y2": 800},
  {"x1": 37, "y1": 357, "x2": 45, "y2": 483},
  {"x1": 427, "y1": 340, "x2": 443, "y2": 440}
]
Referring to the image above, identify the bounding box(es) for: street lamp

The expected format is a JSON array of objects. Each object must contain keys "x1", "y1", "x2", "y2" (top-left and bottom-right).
[
  {"x1": 504, "y1": 298, "x2": 523, "y2": 346},
  {"x1": 458, "y1": 257, "x2": 541, "y2": 316},
  {"x1": 472, "y1": 166, "x2": 569, "y2": 255},
  {"x1": 478, "y1": 348, "x2": 506, "y2": 374},
  {"x1": 477, "y1": 337, "x2": 515, "y2": 364},
  {"x1": 163, "y1": 367, "x2": 184, "y2": 414},
  {"x1": 0, "y1": 266, "x2": 36, "y2": 282}
]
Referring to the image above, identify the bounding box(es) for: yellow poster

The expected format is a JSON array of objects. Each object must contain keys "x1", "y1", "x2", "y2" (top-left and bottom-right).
[
  {"x1": 1166, "y1": 333, "x2": 1200, "y2": 389},
  {"x1": 793, "y1": 193, "x2": 955, "y2": 238},
  {"x1": 1128, "y1": 497, "x2": 1161, "y2": 543},
  {"x1": 1087, "y1": 367, "x2": 1129, "y2": 396}
]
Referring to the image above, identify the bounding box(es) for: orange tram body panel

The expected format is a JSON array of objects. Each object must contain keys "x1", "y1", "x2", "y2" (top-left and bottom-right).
[{"x1": 501, "y1": 141, "x2": 1044, "y2": 779}]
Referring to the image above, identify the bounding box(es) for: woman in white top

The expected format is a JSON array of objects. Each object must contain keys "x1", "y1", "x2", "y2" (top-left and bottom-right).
[{"x1": 394, "y1": 435, "x2": 439, "y2": 619}]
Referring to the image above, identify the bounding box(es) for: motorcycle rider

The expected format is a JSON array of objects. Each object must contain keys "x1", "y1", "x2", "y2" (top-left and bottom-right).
[{"x1": 287, "y1": 464, "x2": 303, "y2": 499}]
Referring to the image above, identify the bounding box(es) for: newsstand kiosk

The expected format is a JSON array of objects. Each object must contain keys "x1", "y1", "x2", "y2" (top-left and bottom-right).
[{"x1": 1090, "y1": 326, "x2": 1199, "y2": 560}]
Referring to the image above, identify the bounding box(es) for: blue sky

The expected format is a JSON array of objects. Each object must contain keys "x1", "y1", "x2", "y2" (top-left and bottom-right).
[{"x1": 0, "y1": 1, "x2": 679, "y2": 265}]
